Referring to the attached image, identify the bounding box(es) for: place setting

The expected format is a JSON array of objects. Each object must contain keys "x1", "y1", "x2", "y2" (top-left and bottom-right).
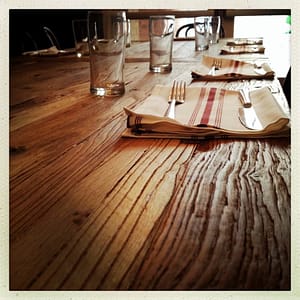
[
  {"x1": 226, "y1": 37, "x2": 264, "y2": 46},
  {"x1": 22, "y1": 45, "x2": 75, "y2": 56},
  {"x1": 122, "y1": 79, "x2": 290, "y2": 140},
  {"x1": 191, "y1": 55, "x2": 275, "y2": 81},
  {"x1": 219, "y1": 36, "x2": 265, "y2": 54}
]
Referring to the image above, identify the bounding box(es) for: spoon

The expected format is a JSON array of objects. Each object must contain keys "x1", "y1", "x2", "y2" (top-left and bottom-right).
[{"x1": 253, "y1": 61, "x2": 267, "y2": 75}]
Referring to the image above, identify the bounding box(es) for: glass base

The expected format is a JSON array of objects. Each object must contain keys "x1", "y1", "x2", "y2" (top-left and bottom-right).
[
  {"x1": 195, "y1": 45, "x2": 209, "y2": 51},
  {"x1": 90, "y1": 83, "x2": 125, "y2": 97},
  {"x1": 149, "y1": 64, "x2": 172, "y2": 73}
]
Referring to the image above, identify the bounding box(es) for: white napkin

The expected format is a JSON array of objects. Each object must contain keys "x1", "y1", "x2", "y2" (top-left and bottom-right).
[{"x1": 191, "y1": 56, "x2": 275, "y2": 81}]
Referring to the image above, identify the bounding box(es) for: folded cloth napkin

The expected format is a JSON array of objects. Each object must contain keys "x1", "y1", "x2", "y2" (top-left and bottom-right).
[
  {"x1": 220, "y1": 45, "x2": 265, "y2": 55},
  {"x1": 123, "y1": 85, "x2": 290, "y2": 139},
  {"x1": 226, "y1": 37, "x2": 263, "y2": 46},
  {"x1": 22, "y1": 46, "x2": 74, "y2": 56},
  {"x1": 191, "y1": 55, "x2": 275, "y2": 81}
]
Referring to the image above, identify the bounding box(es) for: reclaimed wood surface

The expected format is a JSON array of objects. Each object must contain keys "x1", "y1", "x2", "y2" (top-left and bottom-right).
[{"x1": 9, "y1": 40, "x2": 290, "y2": 290}]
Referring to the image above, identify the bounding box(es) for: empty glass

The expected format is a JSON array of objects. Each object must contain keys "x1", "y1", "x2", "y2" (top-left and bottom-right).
[
  {"x1": 149, "y1": 15, "x2": 175, "y2": 73},
  {"x1": 87, "y1": 10, "x2": 127, "y2": 97},
  {"x1": 208, "y1": 16, "x2": 221, "y2": 44},
  {"x1": 72, "y1": 19, "x2": 89, "y2": 57},
  {"x1": 194, "y1": 17, "x2": 209, "y2": 51}
]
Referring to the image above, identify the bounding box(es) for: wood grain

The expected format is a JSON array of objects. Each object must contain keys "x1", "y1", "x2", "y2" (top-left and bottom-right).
[{"x1": 9, "y1": 40, "x2": 290, "y2": 290}]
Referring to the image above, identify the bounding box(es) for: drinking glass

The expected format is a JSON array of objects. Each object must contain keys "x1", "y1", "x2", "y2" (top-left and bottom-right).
[
  {"x1": 194, "y1": 17, "x2": 209, "y2": 51},
  {"x1": 126, "y1": 19, "x2": 131, "y2": 47},
  {"x1": 72, "y1": 19, "x2": 89, "y2": 57},
  {"x1": 87, "y1": 10, "x2": 127, "y2": 97},
  {"x1": 149, "y1": 15, "x2": 175, "y2": 73},
  {"x1": 208, "y1": 16, "x2": 221, "y2": 44}
]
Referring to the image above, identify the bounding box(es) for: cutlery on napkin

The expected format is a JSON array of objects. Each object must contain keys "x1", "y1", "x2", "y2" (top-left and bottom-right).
[
  {"x1": 220, "y1": 45, "x2": 265, "y2": 55},
  {"x1": 191, "y1": 55, "x2": 275, "y2": 81},
  {"x1": 123, "y1": 85, "x2": 289, "y2": 139},
  {"x1": 226, "y1": 37, "x2": 263, "y2": 46},
  {"x1": 238, "y1": 87, "x2": 263, "y2": 130}
]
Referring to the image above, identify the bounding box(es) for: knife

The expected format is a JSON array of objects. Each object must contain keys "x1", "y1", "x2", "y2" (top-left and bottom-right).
[{"x1": 238, "y1": 87, "x2": 263, "y2": 130}]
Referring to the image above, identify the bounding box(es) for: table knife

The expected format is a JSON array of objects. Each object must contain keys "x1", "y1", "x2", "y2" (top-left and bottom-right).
[{"x1": 238, "y1": 87, "x2": 263, "y2": 130}]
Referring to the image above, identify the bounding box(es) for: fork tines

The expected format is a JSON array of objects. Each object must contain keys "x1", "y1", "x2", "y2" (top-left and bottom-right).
[
  {"x1": 169, "y1": 80, "x2": 186, "y2": 103},
  {"x1": 214, "y1": 58, "x2": 222, "y2": 70},
  {"x1": 166, "y1": 80, "x2": 186, "y2": 119},
  {"x1": 180, "y1": 81, "x2": 186, "y2": 102},
  {"x1": 208, "y1": 58, "x2": 222, "y2": 76}
]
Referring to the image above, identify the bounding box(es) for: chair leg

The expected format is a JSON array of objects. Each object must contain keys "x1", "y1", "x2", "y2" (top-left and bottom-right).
[{"x1": 43, "y1": 26, "x2": 61, "y2": 49}]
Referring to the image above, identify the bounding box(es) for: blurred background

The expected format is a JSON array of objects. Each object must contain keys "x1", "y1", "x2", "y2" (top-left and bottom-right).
[
  {"x1": 9, "y1": 9, "x2": 291, "y2": 84},
  {"x1": 10, "y1": 9, "x2": 88, "y2": 56}
]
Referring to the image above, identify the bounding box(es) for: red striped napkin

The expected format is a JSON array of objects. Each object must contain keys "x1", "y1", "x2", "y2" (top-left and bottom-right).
[
  {"x1": 226, "y1": 38, "x2": 263, "y2": 46},
  {"x1": 220, "y1": 45, "x2": 265, "y2": 54},
  {"x1": 191, "y1": 56, "x2": 274, "y2": 81},
  {"x1": 123, "y1": 85, "x2": 289, "y2": 139}
]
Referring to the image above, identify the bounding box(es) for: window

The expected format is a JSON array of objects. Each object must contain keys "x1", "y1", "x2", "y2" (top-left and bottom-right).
[{"x1": 234, "y1": 15, "x2": 291, "y2": 78}]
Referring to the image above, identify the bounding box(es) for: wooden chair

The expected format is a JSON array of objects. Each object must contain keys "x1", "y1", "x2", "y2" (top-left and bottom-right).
[
  {"x1": 175, "y1": 23, "x2": 195, "y2": 38},
  {"x1": 175, "y1": 21, "x2": 225, "y2": 38},
  {"x1": 43, "y1": 26, "x2": 61, "y2": 49}
]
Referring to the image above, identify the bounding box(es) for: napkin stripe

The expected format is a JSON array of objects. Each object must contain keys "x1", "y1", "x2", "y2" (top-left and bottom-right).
[
  {"x1": 215, "y1": 89, "x2": 226, "y2": 127},
  {"x1": 199, "y1": 88, "x2": 217, "y2": 125},
  {"x1": 232, "y1": 60, "x2": 240, "y2": 73},
  {"x1": 135, "y1": 116, "x2": 143, "y2": 128},
  {"x1": 188, "y1": 87, "x2": 206, "y2": 126}
]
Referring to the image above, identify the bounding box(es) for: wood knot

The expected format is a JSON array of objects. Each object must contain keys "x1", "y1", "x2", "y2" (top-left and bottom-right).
[
  {"x1": 10, "y1": 145, "x2": 27, "y2": 154},
  {"x1": 72, "y1": 210, "x2": 91, "y2": 226}
]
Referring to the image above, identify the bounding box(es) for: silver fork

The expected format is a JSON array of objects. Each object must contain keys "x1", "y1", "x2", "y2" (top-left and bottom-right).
[
  {"x1": 208, "y1": 58, "x2": 222, "y2": 76},
  {"x1": 165, "y1": 80, "x2": 186, "y2": 119}
]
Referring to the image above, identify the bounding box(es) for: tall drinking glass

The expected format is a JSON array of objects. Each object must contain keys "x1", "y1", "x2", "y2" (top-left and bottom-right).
[
  {"x1": 149, "y1": 15, "x2": 175, "y2": 73},
  {"x1": 72, "y1": 19, "x2": 89, "y2": 57},
  {"x1": 208, "y1": 16, "x2": 221, "y2": 44},
  {"x1": 87, "y1": 10, "x2": 127, "y2": 97},
  {"x1": 194, "y1": 17, "x2": 209, "y2": 51}
]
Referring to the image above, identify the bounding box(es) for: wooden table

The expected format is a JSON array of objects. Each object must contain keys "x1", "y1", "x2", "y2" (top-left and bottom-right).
[{"x1": 9, "y1": 40, "x2": 291, "y2": 290}]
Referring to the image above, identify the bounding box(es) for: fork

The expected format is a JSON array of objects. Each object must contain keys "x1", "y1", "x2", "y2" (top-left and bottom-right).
[
  {"x1": 208, "y1": 58, "x2": 222, "y2": 76},
  {"x1": 165, "y1": 80, "x2": 186, "y2": 119}
]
